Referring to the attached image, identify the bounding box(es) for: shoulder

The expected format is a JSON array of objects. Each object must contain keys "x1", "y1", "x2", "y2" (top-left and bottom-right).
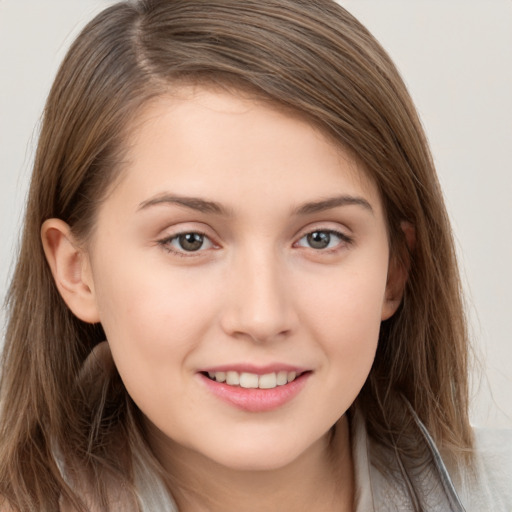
[{"x1": 454, "y1": 427, "x2": 512, "y2": 512}]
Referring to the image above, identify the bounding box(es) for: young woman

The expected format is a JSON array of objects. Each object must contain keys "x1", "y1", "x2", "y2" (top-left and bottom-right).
[{"x1": 1, "y1": 1, "x2": 510, "y2": 510}]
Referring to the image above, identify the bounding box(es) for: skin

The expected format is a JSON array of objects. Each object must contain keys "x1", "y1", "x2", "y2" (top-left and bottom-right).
[{"x1": 42, "y1": 87, "x2": 406, "y2": 512}]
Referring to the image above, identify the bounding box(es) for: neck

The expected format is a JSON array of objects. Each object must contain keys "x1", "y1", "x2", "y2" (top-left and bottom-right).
[{"x1": 146, "y1": 416, "x2": 354, "y2": 512}]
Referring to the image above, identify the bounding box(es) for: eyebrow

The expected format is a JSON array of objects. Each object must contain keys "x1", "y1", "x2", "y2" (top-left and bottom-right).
[
  {"x1": 293, "y1": 195, "x2": 374, "y2": 215},
  {"x1": 138, "y1": 194, "x2": 230, "y2": 215},
  {"x1": 137, "y1": 193, "x2": 373, "y2": 216}
]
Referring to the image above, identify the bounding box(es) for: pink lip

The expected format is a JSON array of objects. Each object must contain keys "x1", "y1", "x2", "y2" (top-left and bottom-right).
[
  {"x1": 200, "y1": 363, "x2": 307, "y2": 375},
  {"x1": 198, "y1": 371, "x2": 311, "y2": 413}
]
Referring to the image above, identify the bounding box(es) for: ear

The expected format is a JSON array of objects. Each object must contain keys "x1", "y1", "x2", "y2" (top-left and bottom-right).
[
  {"x1": 381, "y1": 221, "x2": 416, "y2": 321},
  {"x1": 41, "y1": 219, "x2": 100, "y2": 323}
]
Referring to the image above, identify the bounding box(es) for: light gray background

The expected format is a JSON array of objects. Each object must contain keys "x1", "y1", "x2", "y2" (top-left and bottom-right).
[{"x1": 1, "y1": 1, "x2": 511, "y2": 427}]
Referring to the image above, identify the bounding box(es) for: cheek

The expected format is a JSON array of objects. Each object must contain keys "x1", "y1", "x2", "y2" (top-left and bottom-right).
[
  {"x1": 90, "y1": 261, "x2": 225, "y2": 431},
  {"x1": 301, "y1": 260, "x2": 387, "y2": 338},
  {"x1": 297, "y1": 259, "x2": 388, "y2": 382},
  {"x1": 89, "y1": 255, "x2": 219, "y2": 390}
]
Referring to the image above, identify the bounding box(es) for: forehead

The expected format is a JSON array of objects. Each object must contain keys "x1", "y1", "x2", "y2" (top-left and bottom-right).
[{"x1": 108, "y1": 85, "x2": 382, "y2": 216}]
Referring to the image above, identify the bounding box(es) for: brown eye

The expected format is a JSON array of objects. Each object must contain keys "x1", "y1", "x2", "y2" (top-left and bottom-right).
[
  {"x1": 160, "y1": 231, "x2": 214, "y2": 254},
  {"x1": 295, "y1": 229, "x2": 351, "y2": 251},
  {"x1": 306, "y1": 231, "x2": 331, "y2": 249},
  {"x1": 178, "y1": 233, "x2": 205, "y2": 251}
]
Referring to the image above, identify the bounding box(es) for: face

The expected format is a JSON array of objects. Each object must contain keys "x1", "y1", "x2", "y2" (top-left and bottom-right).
[{"x1": 81, "y1": 87, "x2": 400, "y2": 472}]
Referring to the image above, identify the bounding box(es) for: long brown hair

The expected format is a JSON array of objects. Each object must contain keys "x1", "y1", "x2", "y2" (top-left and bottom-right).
[{"x1": 0, "y1": 1, "x2": 472, "y2": 510}]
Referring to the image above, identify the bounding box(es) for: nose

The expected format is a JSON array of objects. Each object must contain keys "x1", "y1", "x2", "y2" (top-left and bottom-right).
[{"x1": 220, "y1": 248, "x2": 296, "y2": 344}]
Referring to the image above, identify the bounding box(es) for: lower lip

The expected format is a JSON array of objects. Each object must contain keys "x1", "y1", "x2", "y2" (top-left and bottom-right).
[{"x1": 199, "y1": 373, "x2": 310, "y2": 413}]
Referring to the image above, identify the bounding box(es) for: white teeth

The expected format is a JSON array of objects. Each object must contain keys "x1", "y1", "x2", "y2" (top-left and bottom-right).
[
  {"x1": 208, "y1": 370, "x2": 300, "y2": 388},
  {"x1": 259, "y1": 373, "x2": 277, "y2": 389},
  {"x1": 239, "y1": 372, "x2": 259, "y2": 389},
  {"x1": 226, "y1": 371, "x2": 240, "y2": 385},
  {"x1": 276, "y1": 371, "x2": 288, "y2": 386}
]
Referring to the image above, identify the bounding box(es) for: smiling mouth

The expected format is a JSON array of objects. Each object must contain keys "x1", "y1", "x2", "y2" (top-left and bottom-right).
[
  {"x1": 201, "y1": 370, "x2": 306, "y2": 390},
  {"x1": 199, "y1": 369, "x2": 311, "y2": 412}
]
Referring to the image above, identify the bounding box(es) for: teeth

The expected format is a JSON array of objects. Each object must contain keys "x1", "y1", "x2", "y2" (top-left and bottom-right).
[
  {"x1": 239, "y1": 373, "x2": 259, "y2": 389},
  {"x1": 276, "y1": 371, "x2": 288, "y2": 386},
  {"x1": 259, "y1": 373, "x2": 277, "y2": 389},
  {"x1": 226, "y1": 371, "x2": 240, "y2": 385},
  {"x1": 207, "y1": 370, "x2": 300, "y2": 389}
]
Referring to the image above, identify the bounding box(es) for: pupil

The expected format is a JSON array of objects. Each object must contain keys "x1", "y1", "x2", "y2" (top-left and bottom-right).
[
  {"x1": 307, "y1": 231, "x2": 330, "y2": 249},
  {"x1": 179, "y1": 233, "x2": 204, "y2": 251}
]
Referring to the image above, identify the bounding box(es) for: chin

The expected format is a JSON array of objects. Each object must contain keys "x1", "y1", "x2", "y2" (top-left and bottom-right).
[
  {"x1": 200, "y1": 430, "x2": 330, "y2": 473},
  {"x1": 210, "y1": 450, "x2": 301, "y2": 472}
]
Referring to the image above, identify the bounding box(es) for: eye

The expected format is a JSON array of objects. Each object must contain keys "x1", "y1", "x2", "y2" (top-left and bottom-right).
[
  {"x1": 160, "y1": 232, "x2": 214, "y2": 254},
  {"x1": 295, "y1": 230, "x2": 350, "y2": 250}
]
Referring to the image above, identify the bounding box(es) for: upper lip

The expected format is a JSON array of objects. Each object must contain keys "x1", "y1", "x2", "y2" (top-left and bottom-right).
[{"x1": 199, "y1": 363, "x2": 309, "y2": 375}]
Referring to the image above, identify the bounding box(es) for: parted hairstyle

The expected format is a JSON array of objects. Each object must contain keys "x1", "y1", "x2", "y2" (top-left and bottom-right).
[{"x1": 0, "y1": 1, "x2": 472, "y2": 510}]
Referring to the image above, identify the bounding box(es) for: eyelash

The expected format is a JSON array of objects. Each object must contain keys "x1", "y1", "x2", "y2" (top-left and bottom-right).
[
  {"x1": 294, "y1": 229, "x2": 353, "y2": 253},
  {"x1": 157, "y1": 228, "x2": 353, "y2": 257},
  {"x1": 157, "y1": 231, "x2": 214, "y2": 257}
]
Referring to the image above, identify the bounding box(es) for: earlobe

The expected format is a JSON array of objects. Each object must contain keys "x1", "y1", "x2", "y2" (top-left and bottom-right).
[
  {"x1": 41, "y1": 219, "x2": 100, "y2": 324},
  {"x1": 381, "y1": 221, "x2": 416, "y2": 321}
]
